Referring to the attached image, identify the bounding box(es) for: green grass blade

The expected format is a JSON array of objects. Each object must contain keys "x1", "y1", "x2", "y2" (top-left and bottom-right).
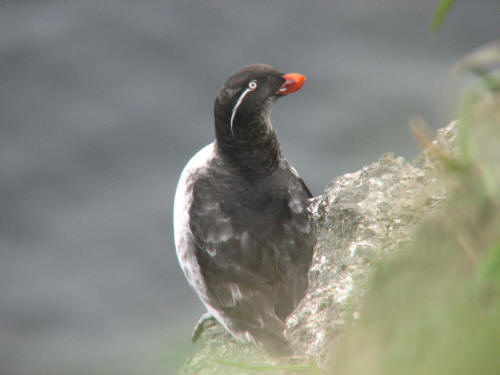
[{"x1": 431, "y1": 0, "x2": 458, "y2": 33}]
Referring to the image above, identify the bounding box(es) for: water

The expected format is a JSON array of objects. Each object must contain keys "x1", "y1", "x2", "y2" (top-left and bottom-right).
[{"x1": 1, "y1": 1, "x2": 499, "y2": 374}]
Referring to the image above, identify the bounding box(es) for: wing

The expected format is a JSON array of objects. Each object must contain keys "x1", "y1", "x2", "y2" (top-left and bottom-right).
[{"x1": 188, "y1": 164, "x2": 315, "y2": 345}]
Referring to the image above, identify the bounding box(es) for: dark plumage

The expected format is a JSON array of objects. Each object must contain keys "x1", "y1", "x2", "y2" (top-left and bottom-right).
[{"x1": 173, "y1": 64, "x2": 315, "y2": 355}]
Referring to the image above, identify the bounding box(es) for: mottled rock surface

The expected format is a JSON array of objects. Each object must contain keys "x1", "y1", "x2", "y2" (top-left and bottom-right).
[{"x1": 177, "y1": 122, "x2": 457, "y2": 374}]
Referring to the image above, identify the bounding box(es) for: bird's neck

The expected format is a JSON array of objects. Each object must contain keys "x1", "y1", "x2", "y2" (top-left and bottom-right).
[{"x1": 214, "y1": 116, "x2": 282, "y2": 175}]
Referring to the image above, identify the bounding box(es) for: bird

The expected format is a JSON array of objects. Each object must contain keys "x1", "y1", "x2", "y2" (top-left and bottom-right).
[{"x1": 173, "y1": 64, "x2": 315, "y2": 355}]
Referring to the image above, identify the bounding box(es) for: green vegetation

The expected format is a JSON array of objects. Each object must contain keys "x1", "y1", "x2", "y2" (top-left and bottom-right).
[
  {"x1": 328, "y1": 42, "x2": 500, "y2": 375},
  {"x1": 431, "y1": 0, "x2": 457, "y2": 32},
  {"x1": 213, "y1": 357, "x2": 320, "y2": 373}
]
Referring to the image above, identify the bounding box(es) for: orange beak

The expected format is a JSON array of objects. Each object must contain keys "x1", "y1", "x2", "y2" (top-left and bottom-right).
[{"x1": 279, "y1": 73, "x2": 306, "y2": 95}]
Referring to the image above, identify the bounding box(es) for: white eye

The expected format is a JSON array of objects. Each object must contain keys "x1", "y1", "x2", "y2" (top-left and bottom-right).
[{"x1": 248, "y1": 81, "x2": 257, "y2": 90}]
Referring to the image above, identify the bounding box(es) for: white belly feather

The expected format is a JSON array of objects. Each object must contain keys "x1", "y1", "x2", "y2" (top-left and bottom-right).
[{"x1": 173, "y1": 143, "x2": 215, "y2": 296}]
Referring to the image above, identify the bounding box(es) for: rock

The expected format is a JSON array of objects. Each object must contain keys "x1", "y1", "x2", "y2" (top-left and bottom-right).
[{"x1": 177, "y1": 122, "x2": 458, "y2": 374}]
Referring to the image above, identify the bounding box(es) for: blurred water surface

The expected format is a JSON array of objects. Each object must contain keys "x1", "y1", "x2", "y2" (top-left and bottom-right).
[{"x1": 1, "y1": 1, "x2": 499, "y2": 374}]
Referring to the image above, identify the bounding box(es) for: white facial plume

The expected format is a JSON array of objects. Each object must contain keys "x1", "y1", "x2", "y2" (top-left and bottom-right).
[{"x1": 230, "y1": 80, "x2": 258, "y2": 134}]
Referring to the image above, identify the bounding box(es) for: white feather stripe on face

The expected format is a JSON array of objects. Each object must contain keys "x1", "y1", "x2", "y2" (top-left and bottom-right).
[
  {"x1": 230, "y1": 76, "x2": 261, "y2": 134},
  {"x1": 230, "y1": 87, "x2": 252, "y2": 134}
]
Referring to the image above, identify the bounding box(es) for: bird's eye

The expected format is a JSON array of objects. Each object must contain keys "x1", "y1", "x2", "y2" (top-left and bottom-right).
[{"x1": 248, "y1": 81, "x2": 257, "y2": 90}]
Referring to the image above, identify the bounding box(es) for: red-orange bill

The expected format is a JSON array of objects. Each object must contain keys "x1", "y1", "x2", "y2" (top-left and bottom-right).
[{"x1": 279, "y1": 73, "x2": 306, "y2": 95}]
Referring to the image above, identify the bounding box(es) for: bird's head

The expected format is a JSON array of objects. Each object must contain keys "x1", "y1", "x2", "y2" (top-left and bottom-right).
[{"x1": 214, "y1": 64, "x2": 306, "y2": 139}]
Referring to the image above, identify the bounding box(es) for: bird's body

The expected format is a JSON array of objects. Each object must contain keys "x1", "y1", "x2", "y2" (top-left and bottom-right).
[{"x1": 174, "y1": 64, "x2": 315, "y2": 354}]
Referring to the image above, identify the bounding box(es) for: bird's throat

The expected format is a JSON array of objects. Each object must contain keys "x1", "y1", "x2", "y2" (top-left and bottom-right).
[{"x1": 215, "y1": 118, "x2": 281, "y2": 175}]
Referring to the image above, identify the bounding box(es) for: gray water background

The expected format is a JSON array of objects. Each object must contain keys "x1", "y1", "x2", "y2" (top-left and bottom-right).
[{"x1": 1, "y1": 1, "x2": 499, "y2": 374}]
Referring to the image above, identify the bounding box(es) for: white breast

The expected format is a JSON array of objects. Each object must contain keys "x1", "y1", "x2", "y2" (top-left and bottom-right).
[{"x1": 173, "y1": 142, "x2": 216, "y2": 294}]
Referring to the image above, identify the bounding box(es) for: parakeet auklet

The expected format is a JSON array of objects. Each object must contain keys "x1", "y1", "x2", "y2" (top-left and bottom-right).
[{"x1": 173, "y1": 64, "x2": 315, "y2": 355}]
